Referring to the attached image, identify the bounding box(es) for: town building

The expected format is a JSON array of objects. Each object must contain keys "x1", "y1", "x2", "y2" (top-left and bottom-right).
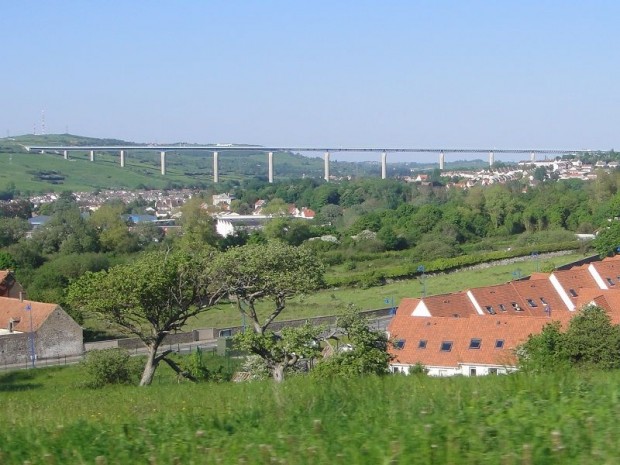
[{"x1": 388, "y1": 255, "x2": 620, "y2": 376}]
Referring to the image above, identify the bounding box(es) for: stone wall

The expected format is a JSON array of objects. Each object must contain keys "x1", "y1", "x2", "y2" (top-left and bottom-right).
[
  {"x1": 0, "y1": 332, "x2": 31, "y2": 365},
  {"x1": 35, "y1": 307, "x2": 84, "y2": 359}
]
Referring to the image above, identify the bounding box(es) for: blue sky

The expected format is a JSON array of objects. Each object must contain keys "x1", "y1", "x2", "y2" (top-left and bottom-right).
[{"x1": 2, "y1": 1, "x2": 618, "y2": 162}]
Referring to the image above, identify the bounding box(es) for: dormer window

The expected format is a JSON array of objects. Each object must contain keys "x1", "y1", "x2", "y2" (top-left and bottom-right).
[
  {"x1": 512, "y1": 302, "x2": 523, "y2": 312},
  {"x1": 440, "y1": 341, "x2": 453, "y2": 352},
  {"x1": 485, "y1": 306, "x2": 496, "y2": 315},
  {"x1": 540, "y1": 297, "x2": 548, "y2": 305},
  {"x1": 498, "y1": 304, "x2": 506, "y2": 312}
]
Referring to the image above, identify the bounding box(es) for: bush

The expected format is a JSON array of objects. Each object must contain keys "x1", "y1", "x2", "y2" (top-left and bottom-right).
[{"x1": 81, "y1": 349, "x2": 140, "y2": 388}]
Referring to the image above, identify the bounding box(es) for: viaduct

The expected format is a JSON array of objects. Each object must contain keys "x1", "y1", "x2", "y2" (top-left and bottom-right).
[{"x1": 24, "y1": 145, "x2": 597, "y2": 183}]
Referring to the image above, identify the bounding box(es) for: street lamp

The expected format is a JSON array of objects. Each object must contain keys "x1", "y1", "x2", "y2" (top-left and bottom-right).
[
  {"x1": 384, "y1": 297, "x2": 396, "y2": 315},
  {"x1": 417, "y1": 265, "x2": 426, "y2": 297},
  {"x1": 25, "y1": 302, "x2": 35, "y2": 368},
  {"x1": 531, "y1": 251, "x2": 539, "y2": 272}
]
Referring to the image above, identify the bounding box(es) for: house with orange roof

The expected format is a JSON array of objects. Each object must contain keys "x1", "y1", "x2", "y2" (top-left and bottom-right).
[
  {"x1": 0, "y1": 270, "x2": 24, "y2": 299},
  {"x1": 0, "y1": 296, "x2": 83, "y2": 365},
  {"x1": 387, "y1": 254, "x2": 620, "y2": 376}
]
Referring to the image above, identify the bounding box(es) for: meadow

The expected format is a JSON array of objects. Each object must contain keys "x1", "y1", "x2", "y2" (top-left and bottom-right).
[
  {"x1": 186, "y1": 251, "x2": 586, "y2": 330},
  {"x1": 1, "y1": 364, "x2": 619, "y2": 464}
]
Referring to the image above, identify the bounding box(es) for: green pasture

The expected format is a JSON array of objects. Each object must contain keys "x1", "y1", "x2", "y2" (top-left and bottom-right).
[
  {"x1": 185, "y1": 251, "x2": 587, "y2": 330},
  {"x1": 1, "y1": 365, "x2": 619, "y2": 464}
]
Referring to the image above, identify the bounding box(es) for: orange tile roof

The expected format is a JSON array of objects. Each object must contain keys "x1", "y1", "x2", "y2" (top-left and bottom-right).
[
  {"x1": 389, "y1": 314, "x2": 573, "y2": 368},
  {"x1": 0, "y1": 297, "x2": 58, "y2": 333},
  {"x1": 415, "y1": 293, "x2": 478, "y2": 318}
]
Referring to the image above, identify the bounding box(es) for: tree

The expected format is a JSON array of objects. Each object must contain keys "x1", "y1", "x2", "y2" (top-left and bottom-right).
[
  {"x1": 67, "y1": 248, "x2": 226, "y2": 386},
  {"x1": 312, "y1": 309, "x2": 392, "y2": 378},
  {"x1": 178, "y1": 197, "x2": 219, "y2": 247},
  {"x1": 0, "y1": 217, "x2": 30, "y2": 247},
  {"x1": 235, "y1": 322, "x2": 323, "y2": 382},
  {"x1": 593, "y1": 222, "x2": 620, "y2": 257},
  {"x1": 214, "y1": 241, "x2": 324, "y2": 381},
  {"x1": 518, "y1": 306, "x2": 620, "y2": 372}
]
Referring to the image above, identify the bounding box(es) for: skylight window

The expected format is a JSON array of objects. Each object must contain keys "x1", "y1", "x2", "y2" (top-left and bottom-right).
[
  {"x1": 540, "y1": 297, "x2": 548, "y2": 305},
  {"x1": 495, "y1": 339, "x2": 505, "y2": 349},
  {"x1": 526, "y1": 299, "x2": 538, "y2": 308},
  {"x1": 394, "y1": 339, "x2": 406, "y2": 350},
  {"x1": 569, "y1": 289, "x2": 578, "y2": 297},
  {"x1": 418, "y1": 340, "x2": 427, "y2": 349},
  {"x1": 607, "y1": 277, "x2": 615, "y2": 286},
  {"x1": 512, "y1": 302, "x2": 523, "y2": 312},
  {"x1": 498, "y1": 304, "x2": 507, "y2": 312},
  {"x1": 469, "y1": 338, "x2": 482, "y2": 349},
  {"x1": 440, "y1": 341, "x2": 453, "y2": 352},
  {"x1": 485, "y1": 306, "x2": 496, "y2": 315}
]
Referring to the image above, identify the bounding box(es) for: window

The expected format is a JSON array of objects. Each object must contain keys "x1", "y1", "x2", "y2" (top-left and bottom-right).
[
  {"x1": 540, "y1": 297, "x2": 548, "y2": 305},
  {"x1": 569, "y1": 289, "x2": 578, "y2": 297},
  {"x1": 440, "y1": 341, "x2": 453, "y2": 352},
  {"x1": 418, "y1": 340, "x2": 427, "y2": 349},
  {"x1": 607, "y1": 277, "x2": 615, "y2": 286},
  {"x1": 489, "y1": 368, "x2": 498, "y2": 375},
  {"x1": 394, "y1": 339, "x2": 406, "y2": 350},
  {"x1": 495, "y1": 339, "x2": 505, "y2": 349},
  {"x1": 469, "y1": 367, "x2": 477, "y2": 377},
  {"x1": 469, "y1": 338, "x2": 482, "y2": 349},
  {"x1": 485, "y1": 305, "x2": 496, "y2": 315},
  {"x1": 512, "y1": 302, "x2": 523, "y2": 312},
  {"x1": 526, "y1": 299, "x2": 538, "y2": 308},
  {"x1": 498, "y1": 304, "x2": 507, "y2": 312}
]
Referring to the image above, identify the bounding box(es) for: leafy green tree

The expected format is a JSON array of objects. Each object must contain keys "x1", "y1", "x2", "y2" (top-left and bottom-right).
[
  {"x1": 0, "y1": 217, "x2": 30, "y2": 247},
  {"x1": 313, "y1": 309, "x2": 392, "y2": 378},
  {"x1": 235, "y1": 323, "x2": 323, "y2": 382},
  {"x1": 178, "y1": 197, "x2": 219, "y2": 247},
  {"x1": 214, "y1": 241, "x2": 324, "y2": 381},
  {"x1": 0, "y1": 251, "x2": 17, "y2": 270},
  {"x1": 518, "y1": 306, "x2": 620, "y2": 372},
  {"x1": 67, "y1": 248, "x2": 226, "y2": 386},
  {"x1": 593, "y1": 222, "x2": 620, "y2": 257}
]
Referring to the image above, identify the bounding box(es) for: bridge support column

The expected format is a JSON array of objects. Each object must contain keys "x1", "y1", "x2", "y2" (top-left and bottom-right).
[
  {"x1": 324, "y1": 151, "x2": 330, "y2": 182},
  {"x1": 160, "y1": 151, "x2": 166, "y2": 175},
  {"x1": 268, "y1": 152, "x2": 274, "y2": 183},
  {"x1": 381, "y1": 152, "x2": 387, "y2": 179},
  {"x1": 489, "y1": 151, "x2": 494, "y2": 167},
  {"x1": 213, "y1": 151, "x2": 219, "y2": 183},
  {"x1": 90, "y1": 150, "x2": 94, "y2": 162},
  {"x1": 63, "y1": 150, "x2": 68, "y2": 160},
  {"x1": 120, "y1": 150, "x2": 125, "y2": 167},
  {"x1": 530, "y1": 151, "x2": 535, "y2": 162},
  {"x1": 439, "y1": 151, "x2": 445, "y2": 170}
]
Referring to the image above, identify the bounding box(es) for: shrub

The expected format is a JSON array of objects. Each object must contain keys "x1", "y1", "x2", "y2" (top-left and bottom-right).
[{"x1": 81, "y1": 349, "x2": 140, "y2": 388}]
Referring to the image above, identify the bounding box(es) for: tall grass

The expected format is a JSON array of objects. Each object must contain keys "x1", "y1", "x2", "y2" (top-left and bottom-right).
[{"x1": 1, "y1": 365, "x2": 619, "y2": 464}]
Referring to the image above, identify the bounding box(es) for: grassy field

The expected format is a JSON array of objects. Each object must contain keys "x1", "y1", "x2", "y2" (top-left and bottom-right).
[
  {"x1": 1, "y1": 364, "x2": 619, "y2": 464},
  {"x1": 184, "y1": 251, "x2": 587, "y2": 330}
]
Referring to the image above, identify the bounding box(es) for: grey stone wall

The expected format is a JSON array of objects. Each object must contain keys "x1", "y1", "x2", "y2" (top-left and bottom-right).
[
  {"x1": 35, "y1": 307, "x2": 84, "y2": 359},
  {"x1": 0, "y1": 332, "x2": 31, "y2": 365}
]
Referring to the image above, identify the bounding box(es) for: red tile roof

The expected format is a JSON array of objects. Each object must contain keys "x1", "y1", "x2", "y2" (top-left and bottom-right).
[{"x1": 0, "y1": 297, "x2": 58, "y2": 333}]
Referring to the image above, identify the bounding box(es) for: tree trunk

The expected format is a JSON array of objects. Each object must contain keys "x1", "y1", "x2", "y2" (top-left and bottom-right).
[
  {"x1": 272, "y1": 363, "x2": 285, "y2": 383},
  {"x1": 139, "y1": 345, "x2": 159, "y2": 386}
]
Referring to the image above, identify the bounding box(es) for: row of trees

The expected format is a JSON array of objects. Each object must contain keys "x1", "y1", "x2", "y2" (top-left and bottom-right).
[{"x1": 67, "y1": 241, "x2": 390, "y2": 386}]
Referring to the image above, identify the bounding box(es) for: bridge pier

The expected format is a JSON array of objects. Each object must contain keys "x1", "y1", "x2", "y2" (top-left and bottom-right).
[
  {"x1": 489, "y1": 151, "x2": 494, "y2": 167},
  {"x1": 90, "y1": 150, "x2": 94, "y2": 162},
  {"x1": 439, "y1": 151, "x2": 445, "y2": 170},
  {"x1": 268, "y1": 152, "x2": 274, "y2": 183},
  {"x1": 324, "y1": 151, "x2": 330, "y2": 182},
  {"x1": 381, "y1": 152, "x2": 387, "y2": 179},
  {"x1": 63, "y1": 150, "x2": 68, "y2": 160},
  {"x1": 120, "y1": 150, "x2": 125, "y2": 167},
  {"x1": 213, "y1": 151, "x2": 219, "y2": 183},
  {"x1": 160, "y1": 151, "x2": 166, "y2": 175}
]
